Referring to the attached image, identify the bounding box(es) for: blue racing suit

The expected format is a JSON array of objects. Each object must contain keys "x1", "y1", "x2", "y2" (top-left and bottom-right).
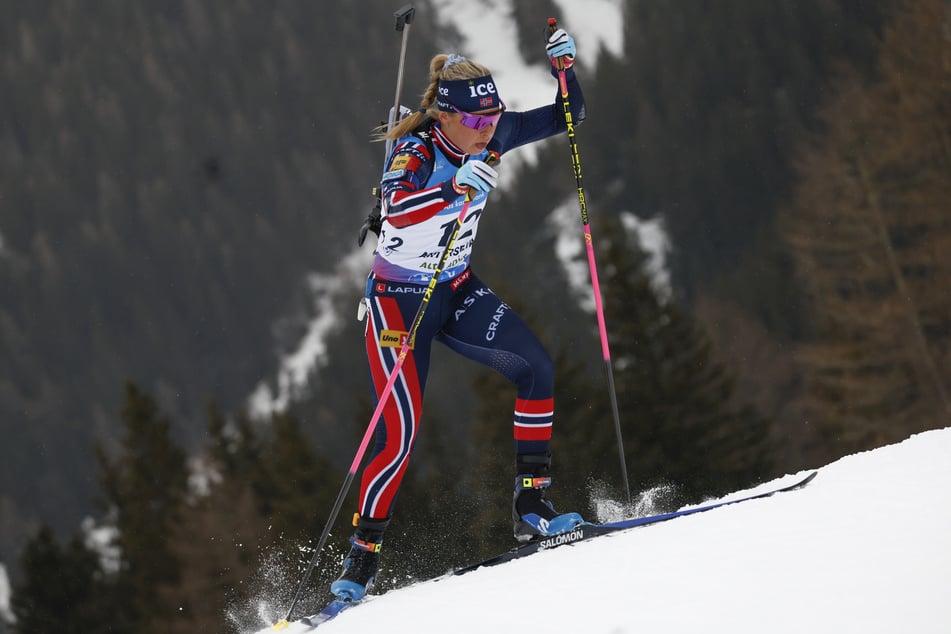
[{"x1": 359, "y1": 68, "x2": 586, "y2": 521}]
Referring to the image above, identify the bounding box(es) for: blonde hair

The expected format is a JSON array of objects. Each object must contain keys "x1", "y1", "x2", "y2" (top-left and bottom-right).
[{"x1": 375, "y1": 54, "x2": 493, "y2": 142}]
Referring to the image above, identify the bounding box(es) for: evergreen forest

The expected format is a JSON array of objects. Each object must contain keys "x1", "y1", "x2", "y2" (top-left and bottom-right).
[{"x1": 3, "y1": 1, "x2": 950, "y2": 631}]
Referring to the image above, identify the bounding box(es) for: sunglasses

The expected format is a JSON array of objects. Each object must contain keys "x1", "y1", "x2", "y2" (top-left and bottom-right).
[{"x1": 451, "y1": 101, "x2": 506, "y2": 130}]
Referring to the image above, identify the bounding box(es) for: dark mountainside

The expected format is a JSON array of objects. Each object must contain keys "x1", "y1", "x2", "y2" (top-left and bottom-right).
[
  {"x1": 6, "y1": 2, "x2": 951, "y2": 630},
  {"x1": 0, "y1": 0, "x2": 447, "y2": 568}
]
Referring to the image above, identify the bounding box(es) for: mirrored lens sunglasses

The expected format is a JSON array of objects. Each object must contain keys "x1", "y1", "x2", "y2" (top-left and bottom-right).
[{"x1": 451, "y1": 101, "x2": 506, "y2": 130}]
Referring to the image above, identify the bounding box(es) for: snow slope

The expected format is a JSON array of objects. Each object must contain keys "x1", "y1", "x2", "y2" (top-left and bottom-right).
[{"x1": 250, "y1": 427, "x2": 951, "y2": 634}]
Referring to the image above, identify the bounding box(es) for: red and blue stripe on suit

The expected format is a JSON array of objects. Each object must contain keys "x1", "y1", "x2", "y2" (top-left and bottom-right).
[{"x1": 358, "y1": 68, "x2": 586, "y2": 521}]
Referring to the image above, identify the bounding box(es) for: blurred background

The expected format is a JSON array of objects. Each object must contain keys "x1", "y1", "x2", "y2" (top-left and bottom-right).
[{"x1": 1, "y1": 0, "x2": 948, "y2": 631}]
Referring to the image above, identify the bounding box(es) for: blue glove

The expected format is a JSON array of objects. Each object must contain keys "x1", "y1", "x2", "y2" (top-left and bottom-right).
[
  {"x1": 546, "y1": 28, "x2": 576, "y2": 69},
  {"x1": 452, "y1": 159, "x2": 498, "y2": 195}
]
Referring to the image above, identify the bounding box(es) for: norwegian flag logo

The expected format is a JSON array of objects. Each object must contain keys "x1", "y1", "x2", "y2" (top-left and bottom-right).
[{"x1": 479, "y1": 96, "x2": 494, "y2": 108}]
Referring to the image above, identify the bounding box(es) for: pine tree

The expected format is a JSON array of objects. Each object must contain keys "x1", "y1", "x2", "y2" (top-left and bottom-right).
[
  {"x1": 149, "y1": 404, "x2": 271, "y2": 633},
  {"x1": 783, "y1": 0, "x2": 951, "y2": 463},
  {"x1": 589, "y1": 216, "x2": 775, "y2": 504},
  {"x1": 97, "y1": 382, "x2": 188, "y2": 632},
  {"x1": 465, "y1": 365, "x2": 522, "y2": 558},
  {"x1": 12, "y1": 525, "x2": 113, "y2": 633},
  {"x1": 237, "y1": 411, "x2": 346, "y2": 612},
  {"x1": 249, "y1": 412, "x2": 340, "y2": 549},
  {"x1": 603, "y1": 0, "x2": 889, "y2": 301}
]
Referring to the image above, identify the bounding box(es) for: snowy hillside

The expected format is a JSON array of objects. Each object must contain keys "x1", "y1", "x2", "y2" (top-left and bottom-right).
[{"x1": 250, "y1": 427, "x2": 951, "y2": 634}]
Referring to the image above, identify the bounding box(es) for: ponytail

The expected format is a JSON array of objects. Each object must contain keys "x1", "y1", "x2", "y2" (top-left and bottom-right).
[{"x1": 373, "y1": 53, "x2": 493, "y2": 142}]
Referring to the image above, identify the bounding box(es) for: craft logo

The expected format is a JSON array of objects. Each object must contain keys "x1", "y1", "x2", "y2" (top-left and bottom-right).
[
  {"x1": 485, "y1": 302, "x2": 510, "y2": 341},
  {"x1": 380, "y1": 329, "x2": 411, "y2": 349}
]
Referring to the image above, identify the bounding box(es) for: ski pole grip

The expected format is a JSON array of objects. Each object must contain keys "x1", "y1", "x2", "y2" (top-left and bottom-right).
[
  {"x1": 464, "y1": 151, "x2": 500, "y2": 202},
  {"x1": 547, "y1": 18, "x2": 565, "y2": 72}
]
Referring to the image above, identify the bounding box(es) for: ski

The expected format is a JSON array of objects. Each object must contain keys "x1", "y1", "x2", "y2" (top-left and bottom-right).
[
  {"x1": 268, "y1": 472, "x2": 816, "y2": 631},
  {"x1": 272, "y1": 599, "x2": 362, "y2": 632},
  {"x1": 299, "y1": 599, "x2": 359, "y2": 628},
  {"x1": 454, "y1": 471, "x2": 818, "y2": 575}
]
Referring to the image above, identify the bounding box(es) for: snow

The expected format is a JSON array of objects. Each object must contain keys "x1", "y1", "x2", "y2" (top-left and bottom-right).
[
  {"x1": 248, "y1": 427, "x2": 951, "y2": 634},
  {"x1": 81, "y1": 517, "x2": 122, "y2": 576},
  {"x1": 553, "y1": 208, "x2": 671, "y2": 311},
  {"x1": 430, "y1": 0, "x2": 623, "y2": 112},
  {"x1": 0, "y1": 565, "x2": 12, "y2": 625},
  {"x1": 621, "y1": 212, "x2": 671, "y2": 297},
  {"x1": 248, "y1": 247, "x2": 373, "y2": 418}
]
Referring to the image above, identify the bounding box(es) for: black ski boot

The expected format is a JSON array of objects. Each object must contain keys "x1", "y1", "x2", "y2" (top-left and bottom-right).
[
  {"x1": 512, "y1": 453, "x2": 583, "y2": 542},
  {"x1": 331, "y1": 517, "x2": 389, "y2": 601}
]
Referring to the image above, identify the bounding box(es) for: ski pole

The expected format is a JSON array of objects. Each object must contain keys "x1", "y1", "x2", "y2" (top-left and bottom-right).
[
  {"x1": 275, "y1": 155, "x2": 498, "y2": 628},
  {"x1": 548, "y1": 18, "x2": 631, "y2": 503}
]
